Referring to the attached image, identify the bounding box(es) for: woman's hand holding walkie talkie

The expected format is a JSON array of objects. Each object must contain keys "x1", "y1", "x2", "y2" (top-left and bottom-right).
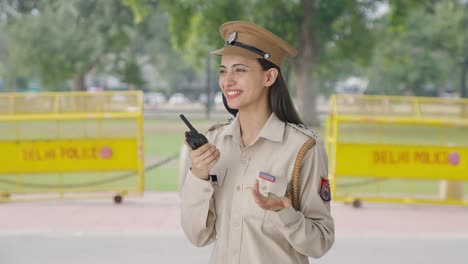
[{"x1": 180, "y1": 114, "x2": 220, "y2": 180}]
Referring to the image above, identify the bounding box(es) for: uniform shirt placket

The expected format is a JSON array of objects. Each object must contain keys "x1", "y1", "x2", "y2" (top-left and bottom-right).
[{"x1": 228, "y1": 142, "x2": 255, "y2": 264}]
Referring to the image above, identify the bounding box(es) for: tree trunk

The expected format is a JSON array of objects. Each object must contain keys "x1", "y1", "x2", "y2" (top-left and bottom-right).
[
  {"x1": 294, "y1": 0, "x2": 320, "y2": 128},
  {"x1": 462, "y1": 3, "x2": 468, "y2": 98},
  {"x1": 71, "y1": 74, "x2": 86, "y2": 91},
  {"x1": 11, "y1": 79, "x2": 17, "y2": 92},
  {"x1": 460, "y1": 61, "x2": 466, "y2": 98},
  {"x1": 205, "y1": 56, "x2": 212, "y2": 119}
]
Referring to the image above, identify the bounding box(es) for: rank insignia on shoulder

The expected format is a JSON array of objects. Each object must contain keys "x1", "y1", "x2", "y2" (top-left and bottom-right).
[
  {"x1": 287, "y1": 123, "x2": 320, "y2": 141},
  {"x1": 319, "y1": 177, "x2": 331, "y2": 202},
  {"x1": 259, "y1": 171, "x2": 275, "y2": 182},
  {"x1": 208, "y1": 119, "x2": 232, "y2": 132}
]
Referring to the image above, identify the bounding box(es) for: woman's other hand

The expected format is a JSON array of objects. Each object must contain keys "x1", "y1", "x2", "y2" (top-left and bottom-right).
[{"x1": 252, "y1": 179, "x2": 291, "y2": 211}]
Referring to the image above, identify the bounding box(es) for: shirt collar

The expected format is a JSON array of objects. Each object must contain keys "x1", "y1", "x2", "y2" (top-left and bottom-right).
[
  {"x1": 223, "y1": 113, "x2": 285, "y2": 143},
  {"x1": 223, "y1": 115, "x2": 241, "y2": 145},
  {"x1": 257, "y1": 113, "x2": 285, "y2": 142}
]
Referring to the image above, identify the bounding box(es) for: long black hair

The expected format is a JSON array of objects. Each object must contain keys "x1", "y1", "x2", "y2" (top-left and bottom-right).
[{"x1": 222, "y1": 58, "x2": 303, "y2": 125}]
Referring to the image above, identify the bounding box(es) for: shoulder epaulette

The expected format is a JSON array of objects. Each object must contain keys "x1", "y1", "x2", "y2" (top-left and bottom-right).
[
  {"x1": 287, "y1": 123, "x2": 320, "y2": 140},
  {"x1": 208, "y1": 118, "x2": 233, "y2": 132}
]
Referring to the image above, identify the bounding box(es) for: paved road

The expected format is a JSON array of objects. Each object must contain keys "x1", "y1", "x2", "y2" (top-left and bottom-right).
[
  {"x1": 1, "y1": 232, "x2": 466, "y2": 264},
  {"x1": 0, "y1": 231, "x2": 212, "y2": 264},
  {"x1": 1, "y1": 192, "x2": 467, "y2": 264}
]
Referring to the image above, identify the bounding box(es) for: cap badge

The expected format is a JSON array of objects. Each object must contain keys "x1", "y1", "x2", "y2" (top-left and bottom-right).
[
  {"x1": 227, "y1": 32, "x2": 237, "y2": 44},
  {"x1": 224, "y1": 31, "x2": 271, "y2": 62}
]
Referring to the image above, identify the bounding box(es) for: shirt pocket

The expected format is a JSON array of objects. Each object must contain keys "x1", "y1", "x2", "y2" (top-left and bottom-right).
[
  {"x1": 258, "y1": 175, "x2": 289, "y2": 198},
  {"x1": 260, "y1": 175, "x2": 291, "y2": 235},
  {"x1": 242, "y1": 174, "x2": 290, "y2": 222}
]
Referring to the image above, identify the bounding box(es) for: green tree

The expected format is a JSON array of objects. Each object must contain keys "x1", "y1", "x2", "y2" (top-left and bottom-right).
[
  {"x1": 3, "y1": 0, "x2": 150, "y2": 91},
  {"x1": 366, "y1": 0, "x2": 466, "y2": 96},
  {"x1": 0, "y1": 1, "x2": 38, "y2": 91},
  {"x1": 141, "y1": 9, "x2": 205, "y2": 95},
  {"x1": 157, "y1": 0, "x2": 394, "y2": 126}
]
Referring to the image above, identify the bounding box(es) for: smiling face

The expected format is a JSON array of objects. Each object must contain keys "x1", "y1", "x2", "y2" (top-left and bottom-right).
[{"x1": 219, "y1": 55, "x2": 277, "y2": 113}]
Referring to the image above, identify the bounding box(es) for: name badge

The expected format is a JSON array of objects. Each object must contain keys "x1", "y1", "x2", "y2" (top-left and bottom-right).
[{"x1": 259, "y1": 171, "x2": 275, "y2": 182}]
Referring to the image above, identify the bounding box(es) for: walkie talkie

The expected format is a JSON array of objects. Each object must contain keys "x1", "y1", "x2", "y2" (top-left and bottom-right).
[{"x1": 180, "y1": 114, "x2": 209, "y2": 150}]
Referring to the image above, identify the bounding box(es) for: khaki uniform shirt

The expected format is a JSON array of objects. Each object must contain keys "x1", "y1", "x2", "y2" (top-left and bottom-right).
[{"x1": 180, "y1": 113, "x2": 334, "y2": 264}]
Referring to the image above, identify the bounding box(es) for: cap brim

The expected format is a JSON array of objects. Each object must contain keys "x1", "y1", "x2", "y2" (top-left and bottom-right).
[{"x1": 210, "y1": 45, "x2": 262, "y2": 59}]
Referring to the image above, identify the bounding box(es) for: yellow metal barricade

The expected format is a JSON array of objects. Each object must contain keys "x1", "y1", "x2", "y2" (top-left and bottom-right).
[
  {"x1": 326, "y1": 94, "x2": 468, "y2": 207},
  {"x1": 0, "y1": 91, "x2": 144, "y2": 203}
]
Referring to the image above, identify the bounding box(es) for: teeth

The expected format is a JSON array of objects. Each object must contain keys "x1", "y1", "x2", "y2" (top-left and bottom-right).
[{"x1": 227, "y1": 91, "x2": 241, "y2": 96}]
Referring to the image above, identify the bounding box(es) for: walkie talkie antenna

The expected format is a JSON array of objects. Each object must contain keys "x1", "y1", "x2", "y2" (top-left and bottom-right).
[{"x1": 180, "y1": 114, "x2": 198, "y2": 133}]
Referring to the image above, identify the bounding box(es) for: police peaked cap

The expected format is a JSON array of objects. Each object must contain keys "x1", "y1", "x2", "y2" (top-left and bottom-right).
[{"x1": 211, "y1": 21, "x2": 298, "y2": 68}]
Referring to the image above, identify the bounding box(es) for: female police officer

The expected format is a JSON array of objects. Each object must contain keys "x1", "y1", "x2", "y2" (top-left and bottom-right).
[{"x1": 180, "y1": 21, "x2": 334, "y2": 264}]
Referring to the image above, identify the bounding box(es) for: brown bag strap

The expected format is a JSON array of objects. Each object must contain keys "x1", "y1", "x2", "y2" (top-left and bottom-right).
[{"x1": 291, "y1": 138, "x2": 316, "y2": 211}]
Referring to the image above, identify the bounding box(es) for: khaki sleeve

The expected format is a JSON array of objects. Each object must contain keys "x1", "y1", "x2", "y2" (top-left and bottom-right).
[
  {"x1": 269, "y1": 140, "x2": 335, "y2": 258},
  {"x1": 178, "y1": 144, "x2": 191, "y2": 193},
  {"x1": 180, "y1": 166, "x2": 217, "y2": 247}
]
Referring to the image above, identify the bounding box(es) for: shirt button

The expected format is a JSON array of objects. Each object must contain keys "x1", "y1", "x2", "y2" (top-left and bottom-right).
[
  {"x1": 236, "y1": 186, "x2": 241, "y2": 191},
  {"x1": 233, "y1": 219, "x2": 239, "y2": 227},
  {"x1": 241, "y1": 159, "x2": 246, "y2": 165},
  {"x1": 232, "y1": 248, "x2": 238, "y2": 255}
]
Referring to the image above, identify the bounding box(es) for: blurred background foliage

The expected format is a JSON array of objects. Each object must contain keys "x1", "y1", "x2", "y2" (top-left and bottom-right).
[{"x1": 0, "y1": 0, "x2": 467, "y2": 125}]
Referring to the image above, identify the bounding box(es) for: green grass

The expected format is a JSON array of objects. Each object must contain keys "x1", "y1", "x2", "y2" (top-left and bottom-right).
[
  {"x1": 144, "y1": 132, "x2": 182, "y2": 192},
  {"x1": 145, "y1": 132, "x2": 184, "y2": 157},
  {"x1": 145, "y1": 166, "x2": 179, "y2": 192},
  {"x1": 142, "y1": 118, "x2": 223, "y2": 192}
]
